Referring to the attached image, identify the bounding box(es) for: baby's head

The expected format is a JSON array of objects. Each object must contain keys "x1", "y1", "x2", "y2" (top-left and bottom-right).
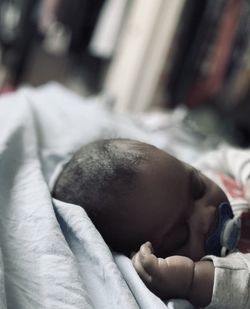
[{"x1": 53, "y1": 139, "x2": 228, "y2": 261}]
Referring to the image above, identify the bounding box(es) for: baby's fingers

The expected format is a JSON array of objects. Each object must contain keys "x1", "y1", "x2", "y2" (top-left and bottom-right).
[
  {"x1": 140, "y1": 241, "x2": 154, "y2": 254},
  {"x1": 132, "y1": 251, "x2": 152, "y2": 283},
  {"x1": 139, "y1": 246, "x2": 161, "y2": 278},
  {"x1": 134, "y1": 242, "x2": 160, "y2": 278}
]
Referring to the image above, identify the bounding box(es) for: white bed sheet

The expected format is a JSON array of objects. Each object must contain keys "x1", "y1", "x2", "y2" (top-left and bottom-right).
[{"x1": 0, "y1": 83, "x2": 195, "y2": 309}]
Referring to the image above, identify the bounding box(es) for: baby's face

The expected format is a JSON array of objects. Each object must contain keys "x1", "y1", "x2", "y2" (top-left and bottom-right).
[{"x1": 124, "y1": 145, "x2": 229, "y2": 261}]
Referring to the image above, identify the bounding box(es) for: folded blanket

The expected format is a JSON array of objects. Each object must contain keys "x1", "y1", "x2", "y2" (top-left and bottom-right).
[{"x1": 0, "y1": 83, "x2": 195, "y2": 308}]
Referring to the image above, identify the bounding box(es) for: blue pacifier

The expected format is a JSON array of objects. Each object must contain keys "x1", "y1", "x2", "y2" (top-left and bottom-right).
[{"x1": 205, "y1": 202, "x2": 241, "y2": 257}]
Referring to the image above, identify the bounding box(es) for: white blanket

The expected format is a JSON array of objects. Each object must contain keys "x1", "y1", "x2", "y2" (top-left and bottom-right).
[{"x1": 0, "y1": 83, "x2": 195, "y2": 308}]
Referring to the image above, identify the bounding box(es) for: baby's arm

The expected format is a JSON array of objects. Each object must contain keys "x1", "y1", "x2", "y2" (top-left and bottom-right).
[{"x1": 132, "y1": 242, "x2": 214, "y2": 307}]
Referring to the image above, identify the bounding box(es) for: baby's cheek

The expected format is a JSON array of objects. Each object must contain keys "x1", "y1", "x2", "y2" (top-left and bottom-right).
[
  {"x1": 153, "y1": 229, "x2": 189, "y2": 258},
  {"x1": 174, "y1": 237, "x2": 205, "y2": 261}
]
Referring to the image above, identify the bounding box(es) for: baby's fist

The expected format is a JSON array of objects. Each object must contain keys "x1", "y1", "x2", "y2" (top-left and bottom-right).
[{"x1": 131, "y1": 242, "x2": 195, "y2": 299}]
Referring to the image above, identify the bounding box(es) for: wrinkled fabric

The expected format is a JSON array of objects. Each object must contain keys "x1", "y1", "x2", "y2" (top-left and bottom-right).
[{"x1": 0, "y1": 83, "x2": 194, "y2": 308}]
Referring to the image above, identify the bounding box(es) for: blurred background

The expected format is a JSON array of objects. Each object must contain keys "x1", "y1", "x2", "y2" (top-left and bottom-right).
[{"x1": 0, "y1": 0, "x2": 250, "y2": 146}]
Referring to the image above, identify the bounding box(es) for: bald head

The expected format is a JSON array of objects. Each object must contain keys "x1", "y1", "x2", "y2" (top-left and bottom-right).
[{"x1": 53, "y1": 138, "x2": 154, "y2": 254}]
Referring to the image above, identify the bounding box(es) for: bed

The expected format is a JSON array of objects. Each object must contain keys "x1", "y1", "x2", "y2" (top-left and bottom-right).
[{"x1": 0, "y1": 83, "x2": 208, "y2": 308}]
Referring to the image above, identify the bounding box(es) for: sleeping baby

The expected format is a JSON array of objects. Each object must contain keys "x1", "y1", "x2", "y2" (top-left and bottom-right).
[{"x1": 52, "y1": 138, "x2": 250, "y2": 308}]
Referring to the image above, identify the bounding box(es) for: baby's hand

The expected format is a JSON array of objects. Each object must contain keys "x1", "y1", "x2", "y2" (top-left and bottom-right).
[
  {"x1": 131, "y1": 241, "x2": 194, "y2": 299},
  {"x1": 132, "y1": 241, "x2": 214, "y2": 307}
]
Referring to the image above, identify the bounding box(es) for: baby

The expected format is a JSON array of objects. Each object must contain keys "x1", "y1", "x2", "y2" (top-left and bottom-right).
[{"x1": 52, "y1": 138, "x2": 250, "y2": 308}]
